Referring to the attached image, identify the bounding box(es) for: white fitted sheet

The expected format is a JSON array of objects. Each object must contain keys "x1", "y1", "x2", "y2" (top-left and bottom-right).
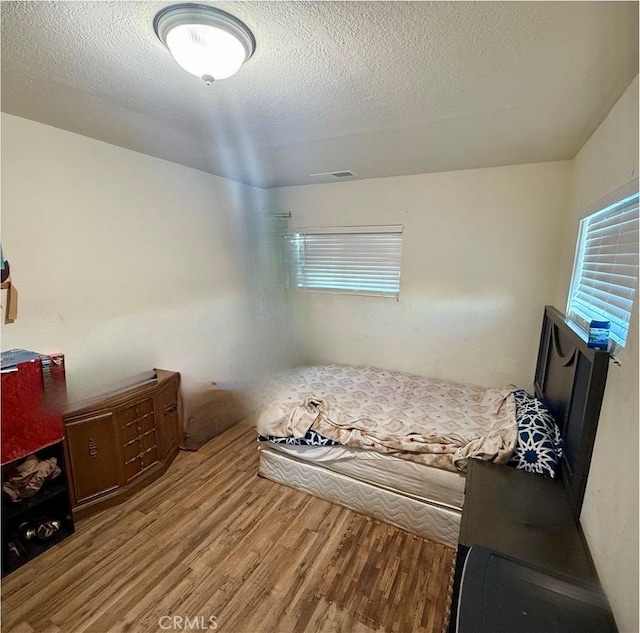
[{"x1": 265, "y1": 441, "x2": 465, "y2": 511}]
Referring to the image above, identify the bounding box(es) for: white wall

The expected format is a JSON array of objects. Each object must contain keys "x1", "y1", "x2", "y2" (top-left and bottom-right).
[
  {"x1": 554, "y1": 77, "x2": 639, "y2": 633},
  {"x1": 1, "y1": 114, "x2": 292, "y2": 402},
  {"x1": 270, "y1": 161, "x2": 571, "y2": 389}
]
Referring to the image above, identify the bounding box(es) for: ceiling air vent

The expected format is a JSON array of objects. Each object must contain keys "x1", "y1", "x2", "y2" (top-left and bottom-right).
[
  {"x1": 332, "y1": 171, "x2": 355, "y2": 178},
  {"x1": 310, "y1": 170, "x2": 356, "y2": 179}
]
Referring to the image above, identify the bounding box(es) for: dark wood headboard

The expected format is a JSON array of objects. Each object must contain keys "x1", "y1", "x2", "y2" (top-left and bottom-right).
[{"x1": 534, "y1": 306, "x2": 610, "y2": 517}]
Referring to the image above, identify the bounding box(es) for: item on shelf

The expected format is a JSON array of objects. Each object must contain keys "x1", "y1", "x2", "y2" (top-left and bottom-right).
[
  {"x1": 7, "y1": 540, "x2": 23, "y2": 560},
  {"x1": 19, "y1": 518, "x2": 62, "y2": 542},
  {"x1": 587, "y1": 319, "x2": 611, "y2": 349},
  {"x1": 2, "y1": 454, "x2": 61, "y2": 501},
  {"x1": 36, "y1": 519, "x2": 62, "y2": 541},
  {"x1": 18, "y1": 521, "x2": 36, "y2": 541}
]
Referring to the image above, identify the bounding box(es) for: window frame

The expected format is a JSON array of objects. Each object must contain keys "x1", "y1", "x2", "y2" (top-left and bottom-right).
[
  {"x1": 566, "y1": 179, "x2": 639, "y2": 354},
  {"x1": 286, "y1": 224, "x2": 403, "y2": 299}
]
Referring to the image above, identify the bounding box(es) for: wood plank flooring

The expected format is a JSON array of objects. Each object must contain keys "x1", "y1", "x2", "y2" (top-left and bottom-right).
[{"x1": 1, "y1": 423, "x2": 456, "y2": 633}]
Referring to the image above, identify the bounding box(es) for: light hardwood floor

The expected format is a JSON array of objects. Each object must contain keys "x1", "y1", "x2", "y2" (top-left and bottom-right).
[{"x1": 2, "y1": 423, "x2": 456, "y2": 633}]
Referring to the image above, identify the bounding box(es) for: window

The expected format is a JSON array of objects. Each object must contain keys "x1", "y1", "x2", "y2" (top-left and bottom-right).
[
  {"x1": 287, "y1": 225, "x2": 403, "y2": 298},
  {"x1": 567, "y1": 188, "x2": 639, "y2": 349}
]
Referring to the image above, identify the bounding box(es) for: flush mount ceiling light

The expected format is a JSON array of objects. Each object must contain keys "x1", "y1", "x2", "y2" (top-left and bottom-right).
[{"x1": 154, "y1": 3, "x2": 255, "y2": 84}]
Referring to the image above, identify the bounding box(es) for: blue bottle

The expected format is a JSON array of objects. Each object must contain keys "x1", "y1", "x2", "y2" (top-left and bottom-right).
[{"x1": 587, "y1": 320, "x2": 610, "y2": 349}]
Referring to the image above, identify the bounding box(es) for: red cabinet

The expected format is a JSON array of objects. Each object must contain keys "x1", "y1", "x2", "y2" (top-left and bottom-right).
[{"x1": 1, "y1": 351, "x2": 66, "y2": 465}]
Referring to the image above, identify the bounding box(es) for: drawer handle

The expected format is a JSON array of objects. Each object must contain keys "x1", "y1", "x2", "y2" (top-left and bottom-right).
[
  {"x1": 164, "y1": 403, "x2": 177, "y2": 415},
  {"x1": 88, "y1": 438, "x2": 98, "y2": 458}
]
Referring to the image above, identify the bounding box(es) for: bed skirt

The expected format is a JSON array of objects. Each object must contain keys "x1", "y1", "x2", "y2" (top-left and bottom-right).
[{"x1": 258, "y1": 445, "x2": 461, "y2": 547}]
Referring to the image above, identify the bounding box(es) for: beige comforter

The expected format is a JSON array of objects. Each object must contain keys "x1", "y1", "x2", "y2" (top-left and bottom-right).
[{"x1": 255, "y1": 365, "x2": 517, "y2": 473}]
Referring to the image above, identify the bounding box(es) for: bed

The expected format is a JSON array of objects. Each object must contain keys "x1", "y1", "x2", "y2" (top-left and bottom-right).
[{"x1": 255, "y1": 306, "x2": 609, "y2": 547}]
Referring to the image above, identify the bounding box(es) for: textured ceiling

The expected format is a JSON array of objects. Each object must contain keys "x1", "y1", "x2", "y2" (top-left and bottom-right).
[{"x1": 1, "y1": 1, "x2": 638, "y2": 189}]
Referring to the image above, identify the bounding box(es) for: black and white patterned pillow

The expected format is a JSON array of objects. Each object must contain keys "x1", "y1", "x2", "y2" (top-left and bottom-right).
[
  {"x1": 508, "y1": 389, "x2": 563, "y2": 478},
  {"x1": 258, "y1": 429, "x2": 339, "y2": 446}
]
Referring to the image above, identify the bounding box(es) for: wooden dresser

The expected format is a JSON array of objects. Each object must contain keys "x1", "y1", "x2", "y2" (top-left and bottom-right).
[{"x1": 63, "y1": 369, "x2": 182, "y2": 519}]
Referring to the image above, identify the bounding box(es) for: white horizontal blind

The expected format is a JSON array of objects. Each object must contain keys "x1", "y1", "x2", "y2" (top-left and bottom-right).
[
  {"x1": 288, "y1": 225, "x2": 403, "y2": 297},
  {"x1": 567, "y1": 191, "x2": 639, "y2": 347}
]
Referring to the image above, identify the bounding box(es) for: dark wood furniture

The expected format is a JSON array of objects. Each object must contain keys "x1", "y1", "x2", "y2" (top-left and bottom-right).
[
  {"x1": 535, "y1": 305, "x2": 610, "y2": 517},
  {"x1": 450, "y1": 459, "x2": 616, "y2": 632},
  {"x1": 1, "y1": 441, "x2": 75, "y2": 576},
  {"x1": 449, "y1": 306, "x2": 615, "y2": 631},
  {"x1": 460, "y1": 459, "x2": 596, "y2": 581},
  {"x1": 63, "y1": 369, "x2": 182, "y2": 519}
]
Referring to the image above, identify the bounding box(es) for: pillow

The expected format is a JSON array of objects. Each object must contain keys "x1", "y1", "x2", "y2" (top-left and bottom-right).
[{"x1": 508, "y1": 389, "x2": 563, "y2": 478}]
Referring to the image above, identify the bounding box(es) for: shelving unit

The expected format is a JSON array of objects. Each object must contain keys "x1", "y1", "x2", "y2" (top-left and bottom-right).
[{"x1": 1, "y1": 441, "x2": 75, "y2": 576}]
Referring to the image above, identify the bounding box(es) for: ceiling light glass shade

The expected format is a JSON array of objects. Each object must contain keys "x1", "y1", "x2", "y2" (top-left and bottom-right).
[{"x1": 154, "y1": 4, "x2": 255, "y2": 84}]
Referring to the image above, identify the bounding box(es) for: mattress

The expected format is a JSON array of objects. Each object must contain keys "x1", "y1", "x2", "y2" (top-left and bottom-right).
[
  {"x1": 255, "y1": 364, "x2": 517, "y2": 472},
  {"x1": 264, "y1": 440, "x2": 465, "y2": 510},
  {"x1": 253, "y1": 364, "x2": 516, "y2": 547},
  {"x1": 258, "y1": 445, "x2": 462, "y2": 547}
]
